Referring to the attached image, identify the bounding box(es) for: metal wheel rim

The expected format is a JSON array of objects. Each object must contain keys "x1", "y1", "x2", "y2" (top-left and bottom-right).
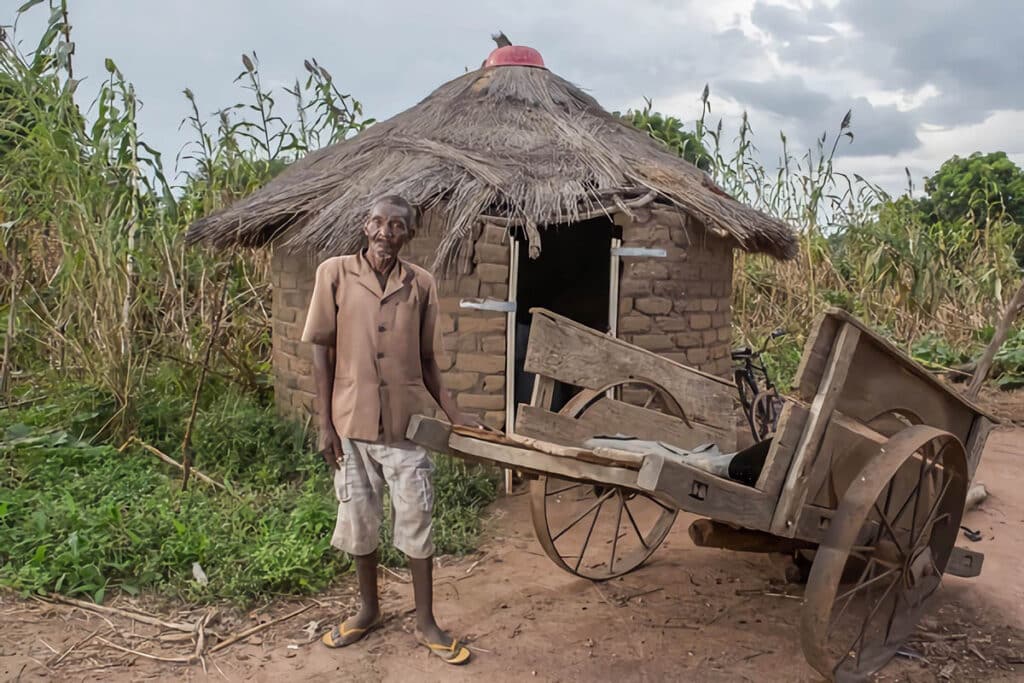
[
  {"x1": 801, "y1": 425, "x2": 968, "y2": 682},
  {"x1": 529, "y1": 378, "x2": 681, "y2": 580},
  {"x1": 750, "y1": 390, "x2": 780, "y2": 440}
]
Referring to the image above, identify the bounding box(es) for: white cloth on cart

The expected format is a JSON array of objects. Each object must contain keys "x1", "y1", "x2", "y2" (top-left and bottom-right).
[{"x1": 582, "y1": 435, "x2": 736, "y2": 479}]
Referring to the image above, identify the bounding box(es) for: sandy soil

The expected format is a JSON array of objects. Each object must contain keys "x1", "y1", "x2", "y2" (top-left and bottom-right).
[{"x1": 2, "y1": 428, "x2": 1022, "y2": 683}]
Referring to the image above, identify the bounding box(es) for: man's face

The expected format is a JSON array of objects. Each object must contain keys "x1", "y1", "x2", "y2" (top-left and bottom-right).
[{"x1": 363, "y1": 200, "x2": 412, "y2": 261}]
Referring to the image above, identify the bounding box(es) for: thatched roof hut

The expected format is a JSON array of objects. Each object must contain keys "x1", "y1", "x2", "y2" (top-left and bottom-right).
[
  {"x1": 185, "y1": 45, "x2": 796, "y2": 269},
  {"x1": 185, "y1": 41, "x2": 796, "y2": 437}
]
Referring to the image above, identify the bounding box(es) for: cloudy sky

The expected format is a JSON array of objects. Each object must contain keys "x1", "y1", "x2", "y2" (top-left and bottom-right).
[{"x1": 12, "y1": 0, "x2": 1024, "y2": 196}]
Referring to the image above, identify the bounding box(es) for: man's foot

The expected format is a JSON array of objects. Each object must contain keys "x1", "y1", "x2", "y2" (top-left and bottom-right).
[
  {"x1": 321, "y1": 607, "x2": 382, "y2": 649},
  {"x1": 415, "y1": 622, "x2": 471, "y2": 665}
]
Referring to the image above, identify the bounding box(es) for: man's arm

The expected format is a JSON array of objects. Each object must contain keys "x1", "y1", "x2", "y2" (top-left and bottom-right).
[
  {"x1": 302, "y1": 259, "x2": 344, "y2": 468},
  {"x1": 422, "y1": 356, "x2": 466, "y2": 425},
  {"x1": 312, "y1": 345, "x2": 342, "y2": 457}
]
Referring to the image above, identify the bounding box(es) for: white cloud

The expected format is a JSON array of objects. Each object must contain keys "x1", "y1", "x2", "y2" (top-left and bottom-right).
[{"x1": 9, "y1": 0, "x2": 1023, "y2": 197}]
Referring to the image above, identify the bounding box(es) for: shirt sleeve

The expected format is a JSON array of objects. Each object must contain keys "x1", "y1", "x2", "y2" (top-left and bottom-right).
[
  {"x1": 420, "y1": 276, "x2": 442, "y2": 361},
  {"x1": 301, "y1": 259, "x2": 338, "y2": 346}
]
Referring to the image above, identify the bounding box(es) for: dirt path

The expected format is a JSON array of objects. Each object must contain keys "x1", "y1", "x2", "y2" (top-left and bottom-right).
[{"x1": 2, "y1": 429, "x2": 1022, "y2": 682}]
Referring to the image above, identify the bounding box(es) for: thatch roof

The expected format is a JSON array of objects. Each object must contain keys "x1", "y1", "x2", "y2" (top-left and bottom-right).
[{"x1": 185, "y1": 56, "x2": 798, "y2": 270}]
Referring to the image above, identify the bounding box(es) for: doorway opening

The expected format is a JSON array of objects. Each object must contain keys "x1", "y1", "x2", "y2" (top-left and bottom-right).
[{"x1": 510, "y1": 216, "x2": 620, "y2": 421}]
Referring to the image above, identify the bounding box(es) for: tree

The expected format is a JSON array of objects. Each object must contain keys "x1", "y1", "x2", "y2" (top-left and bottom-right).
[
  {"x1": 615, "y1": 99, "x2": 712, "y2": 171},
  {"x1": 920, "y1": 152, "x2": 1024, "y2": 226}
]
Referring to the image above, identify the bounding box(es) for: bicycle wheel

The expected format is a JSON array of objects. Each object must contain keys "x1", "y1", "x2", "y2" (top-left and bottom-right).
[
  {"x1": 750, "y1": 390, "x2": 782, "y2": 441},
  {"x1": 734, "y1": 370, "x2": 760, "y2": 441}
]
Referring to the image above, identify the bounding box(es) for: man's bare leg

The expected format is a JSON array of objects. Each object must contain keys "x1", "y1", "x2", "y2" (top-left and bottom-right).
[
  {"x1": 350, "y1": 551, "x2": 380, "y2": 628},
  {"x1": 408, "y1": 556, "x2": 452, "y2": 644}
]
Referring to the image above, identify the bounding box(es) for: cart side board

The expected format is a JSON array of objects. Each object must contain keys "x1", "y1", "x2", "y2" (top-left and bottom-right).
[
  {"x1": 523, "y1": 308, "x2": 738, "y2": 449},
  {"x1": 768, "y1": 308, "x2": 998, "y2": 537}
]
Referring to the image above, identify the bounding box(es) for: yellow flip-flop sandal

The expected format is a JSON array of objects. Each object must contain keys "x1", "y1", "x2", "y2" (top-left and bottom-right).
[
  {"x1": 418, "y1": 636, "x2": 472, "y2": 665},
  {"x1": 321, "y1": 615, "x2": 383, "y2": 648}
]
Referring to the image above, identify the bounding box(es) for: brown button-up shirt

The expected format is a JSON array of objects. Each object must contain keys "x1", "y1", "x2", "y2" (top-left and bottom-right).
[{"x1": 301, "y1": 251, "x2": 442, "y2": 444}]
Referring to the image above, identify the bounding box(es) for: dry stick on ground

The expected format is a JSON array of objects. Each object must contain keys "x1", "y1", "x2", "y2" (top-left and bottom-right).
[
  {"x1": 181, "y1": 269, "x2": 230, "y2": 491},
  {"x1": 47, "y1": 627, "x2": 103, "y2": 668},
  {"x1": 119, "y1": 437, "x2": 229, "y2": 492},
  {"x1": 40, "y1": 594, "x2": 196, "y2": 633},
  {"x1": 98, "y1": 637, "x2": 194, "y2": 664},
  {"x1": 209, "y1": 604, "x2": 314, "y2": 654},
  {"x1": 967, "y1": 279, "x2": 1024, "y2": 399}
]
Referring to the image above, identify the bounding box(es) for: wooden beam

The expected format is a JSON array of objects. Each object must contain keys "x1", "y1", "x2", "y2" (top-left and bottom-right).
[
  {"x1": 965, "y1": 416, "x2": 996, "y2": 482},
  {"x1": 449, "y1": 432, "x2": 640, "y2": 487},
  {"x1": 407, "y1": 413, "x2": 453, "y2": 452},
  {"x1": 504, "y1": 433, "x2": 643, "y2": 470},
  {"x1": 530, "y1": 375, "x2": 555, "y2": 411},
  {"x1": 515, "y1": 404, "x2": 605, "y2": 446},
  {"x1": 754, "y1": 401, "x2": 808, "y2": 497},
  {"x1": 504, "y1": 239, "x2": 520, "y2": 495},
  {"x1": 688, "y1": 518, "x2": 814, "y2": 554},
  {"x1": 770, "y1": 323, "x2": 861, "y2": 536},
  {"x1": 636, "y1": 453, "x2": 775, "y2": 530},
  {"x1": 946, "y1": 546, "x2": 985, "y2": 579},
  {"x1": 967, "y1": 280, "x2": 1024, "y2": 398}
]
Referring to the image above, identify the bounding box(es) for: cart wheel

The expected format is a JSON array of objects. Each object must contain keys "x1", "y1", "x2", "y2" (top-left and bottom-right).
[
  {"x1": 529, "y1": 378, "x2": 681, "y2": 580},
  {"x1": 801, "y1": 425, "x2": 968, "y2": 681}
]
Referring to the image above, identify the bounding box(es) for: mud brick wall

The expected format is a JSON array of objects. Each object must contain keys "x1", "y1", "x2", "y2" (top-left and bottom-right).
[
  {"x1": 616, "y1": 207, "x2": 734, "y2": 379},
  {"x1": 436, "y1": 222, "x2": 510, "y2": 431},
  {"x1": 269, "y1": 214, "x2": 511, "y2": 431}
]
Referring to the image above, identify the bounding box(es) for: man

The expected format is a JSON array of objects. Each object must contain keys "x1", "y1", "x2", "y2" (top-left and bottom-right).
[{"x1": 301, "y1": 195, "x2": 476, "y2": 665}]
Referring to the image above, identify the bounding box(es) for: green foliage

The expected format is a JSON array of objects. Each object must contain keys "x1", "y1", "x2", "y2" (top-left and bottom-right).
[
  {"x1": 992, "y1": 327, "x2": 1024, "y2": 389},
  {"x1": 920, "y1": 152, "x2": 1024, "y2": 227},
  {"x1": 0, "y1": 376, "x2": 498, "y2": 604},
  {"x1": 615, "y1": 97, "x2": 712, "y2": 171},
  {"x1": 911, "y1": 333, "x2": 972, "y2": 371}
]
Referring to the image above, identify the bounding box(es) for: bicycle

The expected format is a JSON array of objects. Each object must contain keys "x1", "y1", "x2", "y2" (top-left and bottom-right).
[{"x1": 732, "y1": 328, "x2": 787, "y2": 443}]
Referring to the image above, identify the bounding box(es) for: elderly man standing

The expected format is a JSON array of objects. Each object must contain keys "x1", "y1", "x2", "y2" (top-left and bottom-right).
[{"x1": 301, "y1": 194, "x2": 475, "y2": 665}]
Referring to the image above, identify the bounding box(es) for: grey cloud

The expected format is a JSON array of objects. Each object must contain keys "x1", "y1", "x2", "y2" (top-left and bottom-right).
[
  {"x1": 717, "y1": 76, "x2": 919, "y2": 156},
  {"x1": 748, "y1": 0, "x2": 1024, "y2": 129},
  {"x1": 719, "y1": 76, "x2": 833, "y2": 119}
]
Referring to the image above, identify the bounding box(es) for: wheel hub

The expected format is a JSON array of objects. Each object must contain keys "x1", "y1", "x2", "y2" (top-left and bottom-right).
[{"x1": 904, "y1": 546, "x2": 934, "y2": 590}]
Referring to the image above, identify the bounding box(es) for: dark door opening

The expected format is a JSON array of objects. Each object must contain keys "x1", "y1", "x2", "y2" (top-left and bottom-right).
[{"x1": 512, "y1": 216, "x2": 619, "y2": 417}]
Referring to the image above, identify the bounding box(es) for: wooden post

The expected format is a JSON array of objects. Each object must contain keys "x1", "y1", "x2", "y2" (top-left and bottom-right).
[{"x1": 967, "y1": 279, "x2": 1024, "y2": 399}]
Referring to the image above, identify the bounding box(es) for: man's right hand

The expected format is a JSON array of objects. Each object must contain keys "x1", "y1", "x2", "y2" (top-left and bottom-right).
[{"x1": 319, "y1": 424, "x2": 344, "y2": 470}]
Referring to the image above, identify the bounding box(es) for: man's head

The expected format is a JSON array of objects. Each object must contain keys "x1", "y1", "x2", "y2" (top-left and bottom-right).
[{"x1": 363, "y1": 194, "x2": 418, "y2": 264}]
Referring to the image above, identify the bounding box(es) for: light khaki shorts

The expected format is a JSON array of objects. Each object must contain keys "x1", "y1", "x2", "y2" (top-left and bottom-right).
[{"x1": 331, "y1": 438, "x2": 435, "y2": 559}]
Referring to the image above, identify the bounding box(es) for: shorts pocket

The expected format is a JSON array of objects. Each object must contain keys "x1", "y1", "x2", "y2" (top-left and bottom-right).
[
  {"x1": 334, "y1": 458, "x2": 353, "y2": 503},
  {"x1": 416, "y1": 467, "x2": 433, "y2": 513}
]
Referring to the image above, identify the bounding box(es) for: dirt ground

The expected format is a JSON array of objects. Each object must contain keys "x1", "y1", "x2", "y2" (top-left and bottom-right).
[{"x1": 2, "y1": 425, "x2": 1022, "y2": 682}]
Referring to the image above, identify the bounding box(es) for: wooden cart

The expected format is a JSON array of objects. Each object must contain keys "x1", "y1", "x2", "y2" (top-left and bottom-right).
[{"x1": 408, "y1": 307, "x2": 997, "y2": 681}]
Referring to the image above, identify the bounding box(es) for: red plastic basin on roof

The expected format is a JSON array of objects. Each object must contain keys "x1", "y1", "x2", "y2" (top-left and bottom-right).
[{"x1": 484, "y1": 45, "x2": 546, "y2": 69}]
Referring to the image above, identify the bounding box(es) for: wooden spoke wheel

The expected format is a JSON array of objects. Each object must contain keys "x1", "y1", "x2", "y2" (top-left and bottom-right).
[
  {"x1": 801, "y1": 425, "x2": 968, "y2": 681},
  {"x1": 529, "y1": 378, "x2": 681, "y2": 580}
]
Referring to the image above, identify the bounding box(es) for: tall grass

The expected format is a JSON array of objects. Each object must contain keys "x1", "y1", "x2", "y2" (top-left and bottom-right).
[
  {"x1": 650, "y1": 88, "x2": 1021, "y2": 385},
  {"x1": 0, "y1": 7, "x2": 369, "y2": 432}
]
